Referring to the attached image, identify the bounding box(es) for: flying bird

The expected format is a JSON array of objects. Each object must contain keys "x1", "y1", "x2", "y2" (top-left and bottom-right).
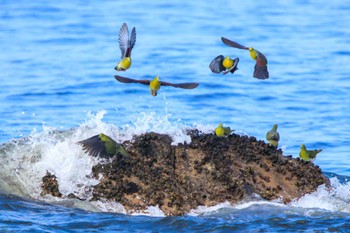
[
  {"x1": 266, "y1": 124, "x2": 280, "y2": 147},
  {"x1": 115, "y1": 23, "x2": 136, "y2": 71},
  {"x1": 114, "y1": 75, "x2": 199, "y2": 96},
  {"x1": 299, "y1": 144, "x2": 322, "y2": 162},
  {"x1": 221, "y1": 37, "x2": 269, "y2": 79},
  {"x1": 215, "y1": 123, "x2": 234, "y2": 137},
  {"x1": 78, "y1": 133, "x2": 129, "y2": 159},
  {"x1": 209, "y1": 55, "x2": 239, "y2": 75}
]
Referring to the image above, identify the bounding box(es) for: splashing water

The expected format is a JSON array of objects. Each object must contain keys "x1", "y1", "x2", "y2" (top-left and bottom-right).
[{"x1": 1, "y1": 111, "x2": 350, "y2": 217}]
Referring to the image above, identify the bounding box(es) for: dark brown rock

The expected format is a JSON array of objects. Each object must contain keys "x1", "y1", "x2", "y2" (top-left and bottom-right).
[
  {"x1": 87, "y1": 131, "x2": 329, "y2": 216},
  {"x1": 41, "y1": 171, "x2": 62, "y2": 197},
  {"x1": 39, "y1": 131, "x2": 329, "y2": 215}
]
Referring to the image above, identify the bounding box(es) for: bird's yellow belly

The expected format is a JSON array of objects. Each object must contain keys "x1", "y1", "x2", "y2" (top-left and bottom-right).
[
  {"x1": 116, "y1": 57, "x2": 132, "y2": 71},
  {"x1": 215, "y1": 128, "x2": 225, "y2": 137},
  {"x1": 299, "y1": 150, "x2": 310, "y2": 161},
  {"x1": 149, "y1": 79, "x2": 161, "y2": 96},
  {"x1": 249, "y1": 49, "x2": 257, "y2": 60},
  {"x1": 222, "y1": 59, "x2": 233, "y2": 69}
]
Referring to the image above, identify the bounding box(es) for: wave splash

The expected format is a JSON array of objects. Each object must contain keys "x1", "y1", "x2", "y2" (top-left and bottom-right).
[{"x1": 0, "y1": 111, "x2": 349, "y2": 216}]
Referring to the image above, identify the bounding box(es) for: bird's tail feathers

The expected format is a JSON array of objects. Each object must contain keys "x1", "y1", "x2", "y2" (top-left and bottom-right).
[{"x1": 253, "y1": 64, "x2": 269, "y2": 79}]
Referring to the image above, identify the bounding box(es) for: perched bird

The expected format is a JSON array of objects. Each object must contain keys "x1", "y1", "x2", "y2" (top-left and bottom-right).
[
  {"x1": 78, "y1": 133, "x2": 129, "y2": 159},
  {"x1": 115, "y1": 23, "x2": 136, "y2": 71},
  {"x1": 299, "y1": 144, "x2": 322, "y2": 162},
  {"x1": 215, "y1": 123, "x2": 234, "y2": 137},
  {"x1": 266, "y1": 124, "x2": 280, "y2": 147},
  {"x1": 209, "y1": 55, "x2": 239, "y2": 75},
  {"x1": 114, "y1": 75, "x2": 199, "y2": 96},
  {"x1": 221, "y1": 37, "x2": 269, "y2": 79}
]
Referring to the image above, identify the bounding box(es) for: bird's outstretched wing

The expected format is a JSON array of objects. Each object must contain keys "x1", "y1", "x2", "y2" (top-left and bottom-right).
[
  {"x1": 125, "y1": 27, "x2": 136, "y2": 57},
  {"x1": 209, "y1": 55, "x2": 225, "y2": 74},
  {"x1": 118, "y1": 23, "x2": 130, "y2": 59},
  {"x1": 78, "y1": 135, "x2": 108, "y2": 158},
  {"x1": 221, "y1": 37, "x2": 249, "y2": 50},
  {"x1": 160, "y1": 81, "x2": 199, "y2": 89},
  {"x1": 114, "y1": 75, "x2": 150, "y2": 85}
]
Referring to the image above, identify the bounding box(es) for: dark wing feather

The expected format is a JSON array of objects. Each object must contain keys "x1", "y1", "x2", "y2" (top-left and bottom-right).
[
  {"x1": 118, "y1": 23, "x2": 129, "y2": 58},
  {"x1": 256, "y1": 51, "x2": 268, "y2": 66},
  {"x1": 114, "y1": 75, "x2": 150, "y2": 85},
  {"x1": 160, "y1": 81, "x2": 199, "y2": 89},
  {"x1": 78, "y1": 135, "x2": 108, "y2": 158},
  {"x1": 125, "y1": 27, "x2": 136, "y2": 58},
  {"x1": 209, "y1": 55, "x2": 225, "y2": 74},
  {"x1": 253, "y1": 63, "x2": 269, "y2": 79},
  {"x1": 221, "y1": 37, "x2": 249, "y2": 50}
]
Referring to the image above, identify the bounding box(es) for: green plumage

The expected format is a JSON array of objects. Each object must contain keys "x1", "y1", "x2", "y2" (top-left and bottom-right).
[
  {"x1": 215, "y1": 123, "x2": 234, "y2": 137},
  {"x1": 78, "y1": 133, "x2": 129, "y2": 158},
  {"x1": 299, "y1": 144, "x2": 322, "y2": 162},
  {"x1": 266, "y1": 124, "x2": 280, "y2": 147}
]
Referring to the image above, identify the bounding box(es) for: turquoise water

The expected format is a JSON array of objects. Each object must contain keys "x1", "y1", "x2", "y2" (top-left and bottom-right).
[{"x1": 1, "y1": 0, "x2": 350, "y2": 232}]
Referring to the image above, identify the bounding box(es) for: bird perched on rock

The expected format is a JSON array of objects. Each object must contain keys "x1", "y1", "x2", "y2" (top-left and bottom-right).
[
  {"x1": 115, "y1": 23, "x2": 136, "y2": 71},
  {"x1": 114, "y1": 75, "x2": 199, "y2": 96},
  {"x1": 209, "y1": 55, "x2": 239, "y2": 75},
  {"x1": 221, "y1": 37, "x2": 269, "y2": 79},
  {"x1": 78, "y1": 133, "x2": 129, "y2": 159},
  {"x1": 215, "y1": 123, "x2": 234, "y2": 137},
  {"x1": 266, "y1": 124, "x2": 280, "y2": 147},
  {"x1": 299, "y1": 144, "x2": 322, "y2": 162}
]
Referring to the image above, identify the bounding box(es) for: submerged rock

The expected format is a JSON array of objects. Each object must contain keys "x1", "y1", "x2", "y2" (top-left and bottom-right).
[
  {"x1": 41, "y1": 131, "x2": 329, "y2": 216},
  {"x1": 41, "y1": 171, "x2": 62, "y2": 197}
]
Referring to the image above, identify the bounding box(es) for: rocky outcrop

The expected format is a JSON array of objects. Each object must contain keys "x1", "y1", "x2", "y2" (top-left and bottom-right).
[
  {"x1": 41, "y1": 171, "x2": 62, "y2": 197},
  {"x1": 41, "y1": 130, "x2": 329, "y2": 216}
]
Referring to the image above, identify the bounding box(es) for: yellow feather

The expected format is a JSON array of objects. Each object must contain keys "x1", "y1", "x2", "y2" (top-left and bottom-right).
[
  {"x1": 249, "y1": 48, "x2": 257, "y2": 60},
  {"x1": 115, "y1": 57, "x2": 132, "y2": 71},
  {"x1": 222, "y1": 56, "x2": 234, "y2": 69},
  {"x1": 215, "y1": 124, "x2": 225, "y2": 137},
  {"x1": 149, "y1": 76, "x2": 161, "y2": 96}
]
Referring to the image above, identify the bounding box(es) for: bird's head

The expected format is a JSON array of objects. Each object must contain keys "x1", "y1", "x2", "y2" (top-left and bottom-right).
[
  {"x1": 224, "y1": 56, "x2": 231, "y2": 60},
  {"x1": 218, "y1": 123, "x2": 223, "y2": 128},
  {"x1": 273, "y1": 124, "x2": 278, "y2": 130},
  {"x1": 300, "y1": 144, "x2": 306, "y2": 150},
  {"x1": 248, "y1": 47, "x2": 254, "y2": 51}
]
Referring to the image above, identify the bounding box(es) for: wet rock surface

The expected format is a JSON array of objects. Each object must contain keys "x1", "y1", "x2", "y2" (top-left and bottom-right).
[
  {"x1": 41, "y1": 171, "x2": 62, "y2": 197},
  {"x1": 42, "y1": 131, "x2": 330, "y2": 216}
]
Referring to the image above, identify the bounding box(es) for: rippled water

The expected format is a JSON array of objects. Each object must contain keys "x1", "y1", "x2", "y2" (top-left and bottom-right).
[{"x1": 1, "y1": 0, "x2": 350, "y2": 232}]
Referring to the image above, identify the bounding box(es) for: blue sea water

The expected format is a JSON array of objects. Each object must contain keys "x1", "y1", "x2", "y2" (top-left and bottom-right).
[{"x1": 1, "y1": 0, "x2": 350, "y2": 232}]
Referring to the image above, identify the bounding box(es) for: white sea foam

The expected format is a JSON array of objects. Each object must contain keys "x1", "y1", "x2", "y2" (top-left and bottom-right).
[
  {"x1": 3, "y1": 111, "x2": 349, "y2": 216},
  {"x1": 290, "y1": 177, "x2": 350, "y2": 213},
  {"x1": 187, "y1": 199, "x2": 286, "y2": 216},
  {"x1": 0, "y1": 110, "x2": 213, "y2": 216},
  {"x1": 130, "y1": 205, "x2": 166, "y2": 217}
]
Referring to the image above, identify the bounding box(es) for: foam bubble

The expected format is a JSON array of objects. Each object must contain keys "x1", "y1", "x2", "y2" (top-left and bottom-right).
[
  {"x1": 290, "y1": 177, "x2": 350, "y2": 213},
  {"x1": 8, "y1": 110, "x2": 350, "y2": 216}
]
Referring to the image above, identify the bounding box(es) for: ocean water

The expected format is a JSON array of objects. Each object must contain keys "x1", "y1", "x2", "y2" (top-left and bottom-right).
[{"x1": 1, "y1": 0, "x2": 350, "y2": 232}]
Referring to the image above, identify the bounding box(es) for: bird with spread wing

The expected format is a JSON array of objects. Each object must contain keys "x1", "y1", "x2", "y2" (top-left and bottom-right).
[
  {"x1": 115, "y1": 23, "x2": 136, "y2": 71},
  {"x1": 78, "y1": 133, "x2": 129, "y2": 159},
  {"x1": 209, "y1": 56, "x2": 240, "y2": 75},
  {"x1": 221, "y1": 37, "x2": 269, "y2": 79},
  {"x1": 114, "y1": 75, "x2": 199, "y2": 96}
]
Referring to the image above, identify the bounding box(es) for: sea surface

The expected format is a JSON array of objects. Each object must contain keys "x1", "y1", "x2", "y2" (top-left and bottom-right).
[{"x1": 1, "y1": 0, "x2": 350, "y2": 232}]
